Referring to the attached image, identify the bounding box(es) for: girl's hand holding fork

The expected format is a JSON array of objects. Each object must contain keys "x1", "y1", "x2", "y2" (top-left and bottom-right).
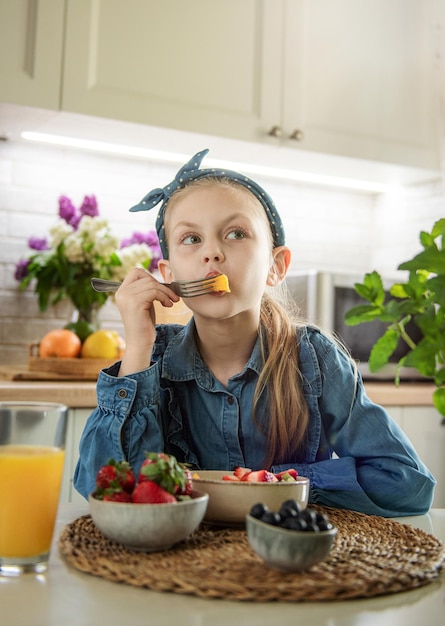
[{"x1": 115, "y1": 268, "x2": 180, "y2": 376}]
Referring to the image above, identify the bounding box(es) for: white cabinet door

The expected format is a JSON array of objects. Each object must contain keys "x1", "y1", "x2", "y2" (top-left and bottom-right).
[
  {"x1": 279, "y1": 0, "x2": 440, "y2": 169},
  {"x1": 62, "y1": 0, "x2": 439, "y2": 170},
  {"x1": 64, "y1": 408, "x2": 90, "y2": 504},
  {"x1": 399, "y1": 407, "x2": 445, "y2": 508},
  {"x1": 62, "y1": 0, "x2": 281, "y2": 142},
  {"x1": 0, "y1": 0, "x2": 65, "y2": 109}
]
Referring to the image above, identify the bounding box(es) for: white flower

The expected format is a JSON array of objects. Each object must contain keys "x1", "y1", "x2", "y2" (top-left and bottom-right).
[
  {"x1": 112, "y1": 244, "x2": 153, "y2": 281},
  {"x1": 49, "y1": 220, "x2": 74, "y2": 247},
  {"x1": 64, "y1": 233, "x2": 85, "y2": 263},
  {"x1": 93, "y1": 234, "x2": 120, "y2": 264}
]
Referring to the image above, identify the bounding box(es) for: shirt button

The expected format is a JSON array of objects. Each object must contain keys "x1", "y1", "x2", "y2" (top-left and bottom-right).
[
  {"x1": 117, "y1": 389, "x2": 128, "y2": 399},
  {"x1": 227, "y1": 396, "x2": 235, "y2": 405}
]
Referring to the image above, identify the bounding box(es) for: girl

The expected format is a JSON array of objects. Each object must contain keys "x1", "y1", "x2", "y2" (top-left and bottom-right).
[{"x1": 74, "y1": 149, "x2": 435, "y2": 516}]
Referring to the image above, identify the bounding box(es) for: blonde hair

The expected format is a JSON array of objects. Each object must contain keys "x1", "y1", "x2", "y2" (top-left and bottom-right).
[{"x1": 165, "y1": 177, "x2": 310, "y2": 468}]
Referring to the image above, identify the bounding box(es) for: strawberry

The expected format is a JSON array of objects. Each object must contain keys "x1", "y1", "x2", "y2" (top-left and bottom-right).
[
  {"x1": 96, "y1": 464, "x2": 118, "y2": 490},
  {"x1": 242, "y1": 469, "x2": 278, "y2": 483},
  {"x1": 233, "y1": 466, "x2": 251, "y2": 479},
  {"x1": 95, "y1": 459, "x2": 135, "y2": 494},
  {"x1": 102, "y1": 489, "x2": 132, "y2": 502},
  {"x1": 176, "y1": 466, "x2": 193, "y2": 496},
  {"x1": 138, "y1": 452, "x2": 189, "y2": 496},
  {"x1": 132, "y1": 480, "x2": 177, "y2": 504},
  {"x1": 276, "y1": 469, "x2": 299, "y2": 482}
]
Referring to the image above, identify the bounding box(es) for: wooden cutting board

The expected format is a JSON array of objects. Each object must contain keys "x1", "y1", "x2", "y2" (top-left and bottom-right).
[{"x1": 0, "y1": 365, "x2": 104, "y2": 381}]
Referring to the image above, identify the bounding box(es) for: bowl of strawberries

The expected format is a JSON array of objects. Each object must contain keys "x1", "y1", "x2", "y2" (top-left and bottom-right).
[
  {"x1": 89, "y1": 452, "x2": 208, "y2": 552},
  {"x1": 192, "y1": 467, "x2": 309, "y2": 526}
]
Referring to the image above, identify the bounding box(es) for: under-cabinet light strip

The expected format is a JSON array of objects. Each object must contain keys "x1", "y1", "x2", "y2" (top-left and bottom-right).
[{"x1": 21, "y1": 131, "x2": 392, "y2": 194}]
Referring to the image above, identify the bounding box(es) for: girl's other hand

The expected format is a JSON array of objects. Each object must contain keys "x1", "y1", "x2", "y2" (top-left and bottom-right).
[{"x1": 115, "y1": 268, "x2": 180, "y2": 376}]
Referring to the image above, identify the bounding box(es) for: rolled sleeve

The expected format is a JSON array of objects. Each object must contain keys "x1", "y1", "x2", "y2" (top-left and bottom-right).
[{"x1": 73, "y1": 363, "x2": 164, "y2": 499}]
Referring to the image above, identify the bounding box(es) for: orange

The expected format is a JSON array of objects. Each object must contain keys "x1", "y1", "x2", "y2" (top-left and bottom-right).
[{"x1": 39, "y1": 329, "x2": 82, "y2": 358}]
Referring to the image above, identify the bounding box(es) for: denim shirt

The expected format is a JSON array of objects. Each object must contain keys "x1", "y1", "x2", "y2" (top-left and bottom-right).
[{"x1": 74, "y1": 322, "x2": 436, "y2": 517}]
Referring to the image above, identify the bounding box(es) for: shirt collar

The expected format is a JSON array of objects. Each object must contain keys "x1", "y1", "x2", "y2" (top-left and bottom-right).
[{"x1": 160, "y1": 319, "x2": 264, "y2": 382}]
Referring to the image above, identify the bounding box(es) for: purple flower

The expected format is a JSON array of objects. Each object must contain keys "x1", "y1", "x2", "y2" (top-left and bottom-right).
[
  {"x1": 58, "y1": 195, "x2": 77, "y2": 225},
  {"x1": 149, "y1": 245, "x2": 162, "y2": 270},
  {"x1": 28, "y1": 236, "x2": 49, "y2": 251},
  {"x1": 80, "y1": 195, "x2": 99, "y2": 217},
  {"x1": 14, "y1": 259, "x2": 30, "y2": 281},
  {"x1": 120, "y1": 230, "x2": 163, "y2": 270},
  {"x1": 69, "y1": 214, "x2": 81, "y2": 230},
  {"x1": 121, "y1": 230, "x2": 161, "y2": 249},
  {"x1": 120, "y1": 232, "x2": 143, "y2": 248},
  {"x1": 145, "y1": 230, "x2": 160, "y2": 247}
]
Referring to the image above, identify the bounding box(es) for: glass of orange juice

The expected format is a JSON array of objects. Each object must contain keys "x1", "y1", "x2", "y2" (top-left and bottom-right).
[{"x1": 0, "y1": 401, "x2": 68, "y2": 575}]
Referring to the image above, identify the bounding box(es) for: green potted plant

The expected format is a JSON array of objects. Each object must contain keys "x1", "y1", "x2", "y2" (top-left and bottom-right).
[
  {"x1": 15, "y1": 194, "x2": 162, "y2": 340},
  {"x1": 344, "y1": 218, "x2": 445, "y2": 417}
]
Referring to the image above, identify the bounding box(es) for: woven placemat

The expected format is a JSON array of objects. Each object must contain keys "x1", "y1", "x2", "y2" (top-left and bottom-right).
[{"x1": 58, "y1": 507, "x2": 445, "y2": 602}]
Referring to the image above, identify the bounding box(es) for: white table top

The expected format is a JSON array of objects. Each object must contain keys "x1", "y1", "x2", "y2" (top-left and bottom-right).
[{"x1": 1, "y1": 505, "x2": 444, "y2": 626}]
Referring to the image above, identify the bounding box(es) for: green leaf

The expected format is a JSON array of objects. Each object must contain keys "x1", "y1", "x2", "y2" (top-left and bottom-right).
[
  {"x1": 399, "y1": 248, "x2": 445, "y2": 274},
  {"x1": 434, "y1": 367, "x2": 445, "y2": 387},
  {"x1": 403, "y1": 341, "x2": 437, "y2": 377},
  {"x1": 390, "y1": 283, "x2": 408, "y2": 298},
  {"x1": 369, "y1": 328, "x2": 400, "y2": 372},
  {"x1": 419, "y1": 231, "x2": 433, "y2": 248},
  {"x1": 355, "y1": 271, "x2": 386, "y2": 305},
  {"x1": 344, "y1": 304, "x2": 383, "y2": 325},
  {"x1": 431, "y1": 218, "x2": 445, "y2": 241},
  {"x1": 432, "y1": 388, "x2": 445, "y2": 417}
]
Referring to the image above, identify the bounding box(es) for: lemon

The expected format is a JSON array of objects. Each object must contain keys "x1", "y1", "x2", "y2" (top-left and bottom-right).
[{"x1": 80, "y1": 330, "x2": 125, "y2": 359}]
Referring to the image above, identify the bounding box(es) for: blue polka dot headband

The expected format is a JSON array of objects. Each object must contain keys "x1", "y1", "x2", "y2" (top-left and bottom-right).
[{"x1": 129, "y1": 149, "x2": 285, "y2": 258}]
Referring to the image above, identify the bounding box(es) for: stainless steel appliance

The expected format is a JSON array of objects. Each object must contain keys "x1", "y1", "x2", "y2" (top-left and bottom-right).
[{"x1": 285, "y1": 270, "x2": 425, "y2": 381}]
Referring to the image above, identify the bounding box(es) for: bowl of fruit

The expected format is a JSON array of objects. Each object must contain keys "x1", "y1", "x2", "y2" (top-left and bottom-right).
[
  {"x1": 89, "y1": 453, "x2": 208, "y2": 552},
  {"x1": 246, "y1": 500, "x2": 337, "y2": 572},
  {"x1": 192, "y1": 467, "x2": 309, "y2": 526}
]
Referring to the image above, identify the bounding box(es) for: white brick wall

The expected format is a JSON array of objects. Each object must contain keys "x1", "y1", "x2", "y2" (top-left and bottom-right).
[{"x1": 0, "y1": 139, "x2": 443, "y2": 366}]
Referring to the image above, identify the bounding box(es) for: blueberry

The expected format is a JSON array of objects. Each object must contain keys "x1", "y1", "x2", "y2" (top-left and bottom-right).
[
  {"x1": 249, "y1": 502, "x2": 269, "y2": 519},
  {"x1": 279, "y1": 503, "x2": 298, "y2": 519},
  {"x1": 300, "y1": 508, "x2": 317, "y2": 524},
  {"x1": 281, "y1": 499, "x2": 302, "y2": 515},
  {"x1": 282, "y1": 517, "x2": 307, "y2": 531},
  {"x1": 316, "y1": 512, "x2": 329, "y2": 525},
  {"x1": 260, "y1": 511, "x2": 282, "y2": 525},
  {"x1": 304, "y1": 521, "x2": 320, "y2": 532}
]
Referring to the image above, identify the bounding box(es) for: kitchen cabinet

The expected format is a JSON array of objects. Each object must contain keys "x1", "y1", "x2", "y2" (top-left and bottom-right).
[
  {"x1": 62, "y1": 408, "x2": 90, "y2": 504},
  {"x1": 282, "y1": 0, "x2": 440, "y2": 169},
  {"x1": 61, "y1": 0, "x2": 275, "y2": 144},
  {"x1": 0, "y1": 0, "x2": 439, "y2": 171},
  {"x1": 61, "y1": 0, "x2": 440, "y2": 170},
  {"x1": 399, "y1": 407, "x2": 445, "y2": 508},
  {"x1": 0, "y1": 0, "x2": 434, "y2": 170},
  {"x1": 386, "y1": 406, "x2": 444, "y2": 508},
  {"x1": 0, "y1": 0, "x2": 65, "y2": 109}
]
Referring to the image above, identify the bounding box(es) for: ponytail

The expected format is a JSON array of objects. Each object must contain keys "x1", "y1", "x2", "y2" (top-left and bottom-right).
[{"x1": 254, "y1": 293, "x2": 309, "y2": 468}]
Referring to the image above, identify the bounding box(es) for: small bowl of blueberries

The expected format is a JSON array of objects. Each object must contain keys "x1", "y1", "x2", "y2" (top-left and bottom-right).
[{"x1": 246, "y1": 500, "x2": 337, "y2": 572}]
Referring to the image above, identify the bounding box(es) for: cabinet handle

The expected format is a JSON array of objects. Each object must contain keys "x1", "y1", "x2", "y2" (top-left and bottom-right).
[
  {"x1": 289, "y1": 129, "x2": 304, "y2": 141},
  {"x1": 268, "y1": 125, "x2": 283, "y2": 138}
]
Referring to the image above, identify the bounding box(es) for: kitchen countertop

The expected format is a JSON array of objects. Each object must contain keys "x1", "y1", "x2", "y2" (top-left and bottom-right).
[
  {"x1": 0, "y1": 379, "x2": 438, "y2": 408},
  {"x1": 1, "y1": 504, "x2": 444, "y2": 626}
]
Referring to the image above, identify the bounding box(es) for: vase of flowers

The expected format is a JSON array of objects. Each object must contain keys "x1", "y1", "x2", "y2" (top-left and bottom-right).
[{"x1": 14, "y1": 194, "x2": 162, "y2": 340}]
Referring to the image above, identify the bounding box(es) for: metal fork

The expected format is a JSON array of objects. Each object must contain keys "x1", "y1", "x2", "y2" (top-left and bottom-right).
[{"x1": 90, "y1": 275, "x2": 224, "y2": 298}]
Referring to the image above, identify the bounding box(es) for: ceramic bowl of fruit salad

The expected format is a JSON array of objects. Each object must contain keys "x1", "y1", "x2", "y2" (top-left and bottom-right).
[
  {"x1": 89, "y1": 453, "x2": 208, "y2": 552},
  {"x1": 191, "y1": 467, "x2": 309, "y2": 526},
  {"x1": 246, "y1": 500, "x2": 337, "y2": 572}
]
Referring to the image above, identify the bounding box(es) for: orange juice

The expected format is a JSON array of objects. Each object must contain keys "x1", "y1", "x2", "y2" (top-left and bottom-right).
[{"x1": 0, "y1": 445, "x2": 65, "y2": 557}]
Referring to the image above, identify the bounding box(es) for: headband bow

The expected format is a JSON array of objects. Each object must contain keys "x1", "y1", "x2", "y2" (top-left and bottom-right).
[{"x1": 130, "y1": 149, "x2": 285, "y2": 258}]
